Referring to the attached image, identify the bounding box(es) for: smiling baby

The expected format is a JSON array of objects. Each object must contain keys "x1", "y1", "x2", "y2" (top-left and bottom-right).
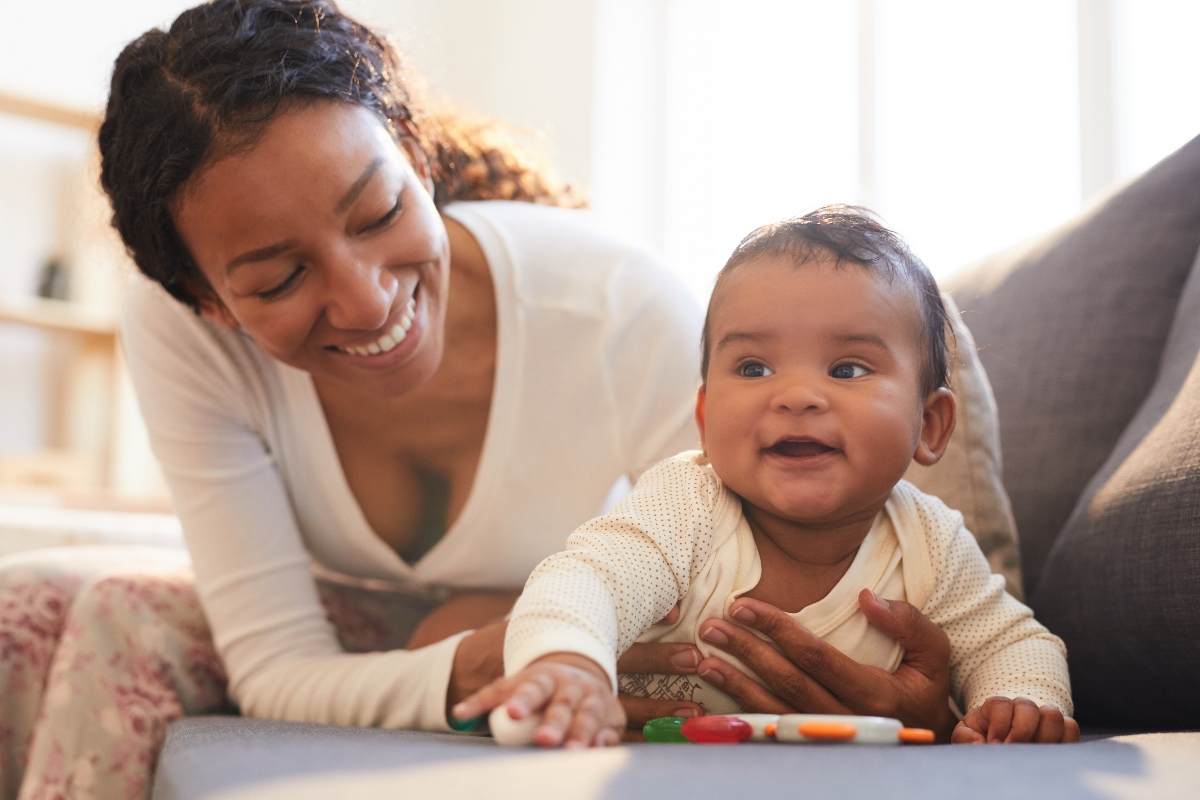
[{"x1": 458, "y1": 205, "x2": 1074, "y2": 747}]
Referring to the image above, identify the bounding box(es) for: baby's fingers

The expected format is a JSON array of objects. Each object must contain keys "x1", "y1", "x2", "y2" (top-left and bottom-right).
[
  {"x1": 1005, "y1": 698, "x2": 1041, "y2": 742},
  {"x1": 951, "y1": 719, "x2": 986, "y2": 744},
  {"x1": 982, "y1": 696, "x2": 1014, "y2": 743},
  {"x1": 535, "y1": 679, "x2": 586, "y2": 747},
  {"x1": 452, "y1": 675, "x2": 521, "y2": 721},
  {"x1": 1033, "y1": 705, "x2": 1065, "y2": 743}
]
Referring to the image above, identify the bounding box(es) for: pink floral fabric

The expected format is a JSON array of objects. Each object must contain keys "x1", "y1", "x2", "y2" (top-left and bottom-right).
[{"x1": 0, "y1": 547, "x2": 422, "y2": 800}]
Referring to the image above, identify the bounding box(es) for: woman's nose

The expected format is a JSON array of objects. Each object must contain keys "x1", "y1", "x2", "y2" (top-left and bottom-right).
[{"x1": 321, "y1": 252, "x2": 397, "y2": 331}]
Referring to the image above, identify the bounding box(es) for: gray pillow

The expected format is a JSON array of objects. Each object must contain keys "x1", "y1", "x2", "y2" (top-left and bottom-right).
[
  {"x1": 943, "y1": 132, "x2": 1200, "y2": 593},
  {"x1": 1033, "y1": 245, "x2": 1200, "y2": 729}
]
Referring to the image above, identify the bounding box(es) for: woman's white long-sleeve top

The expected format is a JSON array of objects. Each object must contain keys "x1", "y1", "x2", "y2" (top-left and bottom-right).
[{"x1": 121, "y1": 201, "x2": 703, "y2": 731}]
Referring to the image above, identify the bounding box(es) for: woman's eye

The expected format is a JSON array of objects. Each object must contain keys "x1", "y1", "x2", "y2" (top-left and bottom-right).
[
  {"x1": 256, "y1": 266, "x2": 304, "y2": 300},
  {"x1": 831, "y1": 363, "x2": 869, "y2": 379},
  {"x1": 365, "y1": 197, "x2": 402, "y2": 231},
  {"x1": 739, "y1": 362, "x2": 774, "y2": 378}
]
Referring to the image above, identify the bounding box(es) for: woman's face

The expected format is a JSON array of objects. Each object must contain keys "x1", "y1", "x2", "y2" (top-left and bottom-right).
[{"x1": 173, "y1": 101, "x2": 450, "y2": 398}]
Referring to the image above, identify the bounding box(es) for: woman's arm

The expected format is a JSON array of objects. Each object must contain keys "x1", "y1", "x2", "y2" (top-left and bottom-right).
[{"x1": 122, "y1": 279, "x2": 465, "y2": 730}]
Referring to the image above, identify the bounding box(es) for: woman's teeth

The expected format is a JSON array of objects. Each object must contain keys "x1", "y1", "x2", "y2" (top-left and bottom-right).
[{"x1": 340, "y1": 298, "x2": 416, "y2": 357}]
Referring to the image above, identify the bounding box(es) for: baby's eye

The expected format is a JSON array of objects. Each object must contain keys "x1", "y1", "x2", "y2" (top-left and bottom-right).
[
  {"x1": 831, "y1": 362, "x2": 869, "y2": 379},
  {"x1": 739, "y1": 362, "x2": 774, "y2": 378}
]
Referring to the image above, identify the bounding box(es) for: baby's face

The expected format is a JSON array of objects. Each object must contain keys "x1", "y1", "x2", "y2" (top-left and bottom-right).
[{"x1": 699, "y1": 254, "x2": 931, "y2": 526}]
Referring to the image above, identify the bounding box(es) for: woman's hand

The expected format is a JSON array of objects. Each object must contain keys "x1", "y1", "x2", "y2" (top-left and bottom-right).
[
  {"x1": 695, "y1": 589, "x2": 958, "y2": 741},
  {"x1": 952, "y1": 697, "x2": 1080, "y2": 744},
  {"x1": 615, "y1": 603, "x2": 704, "y2": 730}
]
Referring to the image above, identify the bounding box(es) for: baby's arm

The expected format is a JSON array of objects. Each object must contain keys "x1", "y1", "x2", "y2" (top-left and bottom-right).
[
  {"x1": 492, "y1": 455, "x2": 729, "y2": 746},
  {"x1": 452, "y1": 653, "x2": 625, "y2": 747},
  {"x1": 919, "y1": 500, "x2": 1076, "y2": 743}
]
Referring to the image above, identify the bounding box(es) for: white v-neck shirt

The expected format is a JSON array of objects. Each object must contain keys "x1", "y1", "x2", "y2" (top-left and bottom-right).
[{"x1": 121, "y1": 201, "x2": 703, "y2": 730}]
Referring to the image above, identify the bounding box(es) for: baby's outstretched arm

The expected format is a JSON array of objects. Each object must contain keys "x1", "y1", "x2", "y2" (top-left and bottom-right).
[
  {"x1": 952, "y1": 696, "x2": 1080, "y2": 744},
  {"x1": 453, "y1": 653, "x2": 626, "y2": 748}
]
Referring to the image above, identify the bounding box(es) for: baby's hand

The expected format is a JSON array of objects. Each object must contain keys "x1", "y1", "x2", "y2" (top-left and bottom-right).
[
  {"x1": 952, "y1": 696, "x2": 1080, "y2": 743},
  {"x1": 452, "y1": 653, "x2": 625, "y2": 748}
]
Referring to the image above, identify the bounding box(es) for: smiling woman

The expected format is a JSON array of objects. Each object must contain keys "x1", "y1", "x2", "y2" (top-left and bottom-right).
[{"x1": 0, "y1": 1, "x2": 706, "y2": 797}]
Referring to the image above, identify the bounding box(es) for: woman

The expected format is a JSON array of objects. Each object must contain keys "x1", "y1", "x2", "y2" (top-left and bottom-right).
[{"x1": 0, "y1": 1, "x2": 958, "y2": 797}]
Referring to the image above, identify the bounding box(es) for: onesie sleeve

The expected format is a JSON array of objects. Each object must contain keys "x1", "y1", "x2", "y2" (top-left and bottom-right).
[
  {"x1": 121, "y1": 279, "x2": 463, "y2": 731},
  {"x1": 603, "y1": 251, "x2": 704, "y2": 483},
  {"x1": 504, "y1": 454, "x2": 730, "y2": 690},
  {"x1": 914, "y1": 490, "x2": 1073, "y2": 715}
]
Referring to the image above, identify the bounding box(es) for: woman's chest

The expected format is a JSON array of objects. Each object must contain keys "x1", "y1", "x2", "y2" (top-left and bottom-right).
[{"x1": 318, "y1": 382, "x2": 491, "y2": 559}]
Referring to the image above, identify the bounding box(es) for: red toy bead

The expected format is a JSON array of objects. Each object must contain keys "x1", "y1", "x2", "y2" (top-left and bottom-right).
[{"x1": 680, "y1": 716, "x2": 753, "y2": 744}]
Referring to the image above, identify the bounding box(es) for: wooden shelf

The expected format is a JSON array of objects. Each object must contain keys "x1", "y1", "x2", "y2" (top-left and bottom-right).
[
  {"x1": 0, "y1": 296, "x2": 115, "y2": 342},
  {"x1": 0, "y1": 91, "x2": 100, "y2": 132}
]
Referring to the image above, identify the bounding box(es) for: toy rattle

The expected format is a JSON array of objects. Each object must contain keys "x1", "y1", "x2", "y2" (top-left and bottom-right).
[{"x1": 643, "y1": 714, "x2": 935, "y2": 745}]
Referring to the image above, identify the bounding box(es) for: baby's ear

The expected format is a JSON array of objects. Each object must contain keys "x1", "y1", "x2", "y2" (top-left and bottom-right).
[
  {"x1": 694, "y1": 386, "x2": 708, "y2": 453},
  {"x1": 913, "y1": 388, "x2": 956, "y2": 466}
]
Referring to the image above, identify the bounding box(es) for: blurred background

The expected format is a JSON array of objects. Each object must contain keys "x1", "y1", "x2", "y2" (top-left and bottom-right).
[{"x1": 0, "y1": 0, "x2": 1198, "y2": 536}]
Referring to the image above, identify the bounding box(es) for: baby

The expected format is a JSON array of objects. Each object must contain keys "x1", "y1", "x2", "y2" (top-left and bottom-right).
[{"x1": 455, "y1": 206, "x2": 1075, "y2": 747}]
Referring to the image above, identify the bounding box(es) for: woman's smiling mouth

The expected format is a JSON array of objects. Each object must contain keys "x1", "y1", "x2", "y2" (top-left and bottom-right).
[{"x1": 331, "y1": 293, "x2": 417, "y2": 357}]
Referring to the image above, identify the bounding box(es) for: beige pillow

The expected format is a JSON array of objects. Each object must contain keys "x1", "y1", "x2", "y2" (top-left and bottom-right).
[{"x1": 903, "y1": 294, "x2": 1023, "y2": 599}]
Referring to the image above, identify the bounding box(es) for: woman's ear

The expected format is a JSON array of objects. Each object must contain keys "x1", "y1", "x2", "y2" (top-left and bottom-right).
[
  {"x1": 196, "y1": 293, "x2": 240, "y2": 330},
  {"x1": 694, "y1": 386, "x2": 708, "y2": 453},
  {"x1": 913, "y1": 388, "x2": 956, "y2": 466},
  {"x1": 397, "y1": 133, "x2": 436, "y2": 198}
]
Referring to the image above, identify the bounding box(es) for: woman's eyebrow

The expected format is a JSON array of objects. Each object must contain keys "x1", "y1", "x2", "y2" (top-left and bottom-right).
[
  {"x1": 334, "y1": 157, "x2": 384, "y2": 214},
  {"x1": 226, "y1": 239, "x2": 301, "y2": 274}
]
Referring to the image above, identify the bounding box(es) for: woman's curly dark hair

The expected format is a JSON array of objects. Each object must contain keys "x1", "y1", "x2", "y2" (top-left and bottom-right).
[{"x1": 99, "y1": 0, "x2": 582, "y2": 309}]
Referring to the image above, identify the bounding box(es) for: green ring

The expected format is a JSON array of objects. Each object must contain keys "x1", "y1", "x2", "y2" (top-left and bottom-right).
[{"x1": 449, "y1": 714, "x2": 483, "y2": 733}]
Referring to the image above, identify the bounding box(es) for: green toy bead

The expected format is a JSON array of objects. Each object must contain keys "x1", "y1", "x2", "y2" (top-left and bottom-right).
[{"x1": 643, "y1": 716, "x2": 688, "y2": 743}]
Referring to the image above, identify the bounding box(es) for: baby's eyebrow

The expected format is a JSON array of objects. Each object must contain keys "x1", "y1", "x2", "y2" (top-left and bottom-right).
[
  {"x1": 834, "y1": 332, "x2": 889, "y2": 349},
  {"x1": 715, "y1": 330, "x2": 769, "y2": 350}
]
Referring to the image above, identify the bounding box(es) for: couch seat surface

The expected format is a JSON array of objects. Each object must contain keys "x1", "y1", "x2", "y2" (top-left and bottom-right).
[{"x1": 153, "y1": 717, "x2": 1199, "y2": 800}]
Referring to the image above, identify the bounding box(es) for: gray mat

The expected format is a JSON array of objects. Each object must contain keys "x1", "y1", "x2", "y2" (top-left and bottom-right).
[{"x1": 153, "y1": 717, "x2": 1200, "y2": 800}]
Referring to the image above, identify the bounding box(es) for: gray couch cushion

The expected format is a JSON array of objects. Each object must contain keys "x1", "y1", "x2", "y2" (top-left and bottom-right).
[
  {"x1": 153, "y1": 717, "x2": 1200, "y2": 800},
  {"x1": 943, "y1": 132, "x2": 1200, "y2": 593},
  {"x1": 1033, "y1": 245, "x2": 1200, "y2": 729}
]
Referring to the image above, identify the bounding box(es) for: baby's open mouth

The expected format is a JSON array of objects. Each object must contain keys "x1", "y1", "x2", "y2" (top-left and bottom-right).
[{"x1": 766, "y1": 439, "x2": 837, "y2": 458}]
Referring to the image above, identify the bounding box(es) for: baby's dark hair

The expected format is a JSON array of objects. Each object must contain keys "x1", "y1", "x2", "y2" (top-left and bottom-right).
[{"x1": 700, "y1": 205, "x2": 951, "y2": 397}]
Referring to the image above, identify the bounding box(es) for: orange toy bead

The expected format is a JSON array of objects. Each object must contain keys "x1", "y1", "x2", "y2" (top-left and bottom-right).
[
  {"x1": 898, "y1": 727, "x2": 936, "y2": 744},
  {"x1": 797, "y1": 722, "x2": 858, "y2": 741}
]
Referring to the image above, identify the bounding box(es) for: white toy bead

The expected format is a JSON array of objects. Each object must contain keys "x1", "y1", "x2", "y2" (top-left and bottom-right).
[
  {"x1": 489, "y1": 706, "x2": 541, "y2": 747},
  {"x1": 775, "y1": 714, "x2": 903, "y2": 744},
  {"x1": 732, "y1": 714, "x2": 781, "y2": 742}
]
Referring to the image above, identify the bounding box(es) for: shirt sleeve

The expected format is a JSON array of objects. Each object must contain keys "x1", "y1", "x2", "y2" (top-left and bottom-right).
[
  {"x1": 504, "y1": 454, "x2": 729, "y2": 690},
  {"x1": 121, "y1": 279, "x2": 461, "y2": 731},
  {"x1": 916, "y1": 491, "x2": 1073, "y2": 715},
  {"x1": 603, "y1": 251, "x2": 704, "y2": 483}
]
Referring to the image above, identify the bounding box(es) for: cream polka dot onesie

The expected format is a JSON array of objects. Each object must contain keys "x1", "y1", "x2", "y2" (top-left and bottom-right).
[{"x1": 504, "y1": 451, "x2": 1073, "y2": 716}]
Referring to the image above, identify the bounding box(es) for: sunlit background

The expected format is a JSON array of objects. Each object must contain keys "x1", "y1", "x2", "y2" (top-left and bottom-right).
[{"x1": 1, "y1": 0, "x2": 1198, "y2": 521}]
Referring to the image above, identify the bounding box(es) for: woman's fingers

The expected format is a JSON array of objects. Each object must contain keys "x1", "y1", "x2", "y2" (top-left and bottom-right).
[
  {"x1": 855, "y1": 590, "x2": 951, "y2": 680},
  {"x1": 695, "y1": 655, "x2": 796, "y2": 714},
  {"x1": 1005, "y1": 698, "x2": 1041, "y2": 743},
  {"x1": 616, "y1": 642, "x2": 700, "y2": 675},
  {"x1": 618, "y1": 695, "x2": 702, "y2": 728},
  {"x1": 698, "y1": 618, "x2": 851, "y2": 713},
  {"x1": 715, "y1": 599, "x2": 884, "y2": 711}
]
